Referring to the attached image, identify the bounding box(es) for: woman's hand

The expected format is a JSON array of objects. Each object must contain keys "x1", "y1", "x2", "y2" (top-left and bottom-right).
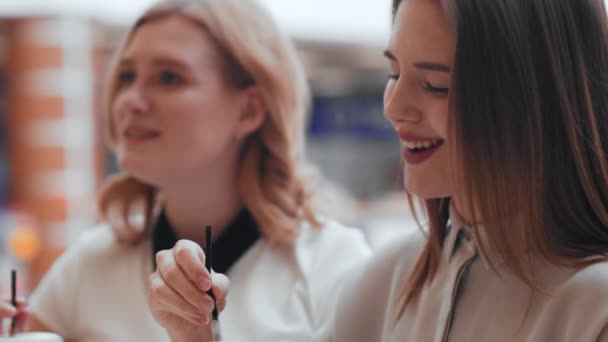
[
  {"x1": 0, "y1": 298, "x2": 28, "y2": 334},
  {"x1": 148, "y1": 239, "x2": 228, "y2": 342}
]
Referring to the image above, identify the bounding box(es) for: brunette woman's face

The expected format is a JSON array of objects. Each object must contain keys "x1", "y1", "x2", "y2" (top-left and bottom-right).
[{"x1": 384, "y1": 0, "x2": 455, "y2": 199}]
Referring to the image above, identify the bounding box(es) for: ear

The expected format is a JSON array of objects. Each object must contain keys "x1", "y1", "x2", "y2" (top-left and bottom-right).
[{"x1": 236, "y1": 86, "x2": 267, "y2": 140}]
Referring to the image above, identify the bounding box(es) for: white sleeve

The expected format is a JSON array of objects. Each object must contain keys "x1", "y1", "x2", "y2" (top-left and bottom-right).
[
  {"x1": 29, "y1": 234, "x2": 89, "y2": 338},
  {"x1": 308, "y1": 221, "x2": 372, "y2": 339}
]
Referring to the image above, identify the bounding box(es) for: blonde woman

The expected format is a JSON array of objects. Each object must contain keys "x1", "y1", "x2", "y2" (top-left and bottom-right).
[{"x1": 26, "y1": 0, "x2": 370, "y2": 341}]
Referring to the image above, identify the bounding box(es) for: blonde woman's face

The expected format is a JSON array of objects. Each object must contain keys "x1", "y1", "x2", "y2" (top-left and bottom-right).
[
  {"x1": 112, "y1": 16, "x2": 251, "y2": 185},
  {"x1": 383, "y1": 0, "x2": 455, "y2": 199}
]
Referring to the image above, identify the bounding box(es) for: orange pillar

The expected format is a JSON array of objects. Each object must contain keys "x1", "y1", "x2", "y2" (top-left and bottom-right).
[{"x1": 5, "y1": 17, "x2": 101, "y2": 289}]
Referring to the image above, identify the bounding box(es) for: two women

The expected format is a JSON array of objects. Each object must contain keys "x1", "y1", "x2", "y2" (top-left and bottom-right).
[{"x1": 156, "y1": 0, "x2": 608, "y2": 341}]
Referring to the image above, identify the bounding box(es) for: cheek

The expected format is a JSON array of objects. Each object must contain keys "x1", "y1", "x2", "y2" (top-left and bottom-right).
[
  {"x1": 403, "y1": 146, "x2": 452, "y2": 199},
  {"x1": 109, "y1": 98, "x2": 126, "y2": 145},
  {"x1": 161, "y1": 104, "x2": 237, "y2": 157},
  {"x1": 428, "y1": 103, "x2": 450, "y2": 138},
  {"x1": 111, "y1": 94, "x2": 135, "y2": 138},
  {"x1": 154, "y1": 86, "x2": 244, "y2": 161},
  {"x1": 111, "y1": 92, "x2": 129, "y2": 118},
  {"x1": 383, "y1": 82, "x2": 396, "y2": 119},
  {"x1": 383, "y1": 82, "x2": 393, "y2": 104},
  {"x1": 168, "y1": 104, "x2": 236, "y2": 139}
]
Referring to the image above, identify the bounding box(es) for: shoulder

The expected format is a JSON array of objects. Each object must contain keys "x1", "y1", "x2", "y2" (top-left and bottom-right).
[
  {"x1": 53, "y1": 224, "x2": 147, "y2": 270},
  {"x1": 341, "y1": 227, "x2": 426, "y2": 300},
  {"x1": 331, "y1": 229, "x2": 426, "y2": 339},
  {"x1": 564, "y1": 259, "x2": 608, "y2": 286},
  {"x1": 292, "y1": 217, "x2": 371, "y2": 277},
  {"x1": 291, "y1": 218, "x2": 371, "y2": 330},
  {"x1": 292, "y1": 218, "x2": 369, "y2": 281},
  {"x1": 556, "y1": 260, "x2": 608, "y2": 305},
  {"x1": 296, "y1": 216, "x2": 371, "y2": 257},
  {"x1": 69, "y1": 224, "x2": 126, "y2": 255},
  {"x1": 537, "y1": 260, "x2": 608, "y2": 340},
  {"x1": 74, "y1": 224, "x2": 118, "y2": 249}
]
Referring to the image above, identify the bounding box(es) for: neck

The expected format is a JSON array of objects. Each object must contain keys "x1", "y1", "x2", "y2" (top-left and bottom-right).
[
  {"x1": 450, "y1": 197, "x2": 481, "y2": 226},
  {"x1": 160, "y1": 158, "x2": 242, "y2": 246},
  {"x1": 449, "y1": 200, "x2": 466, "y2": 228}
]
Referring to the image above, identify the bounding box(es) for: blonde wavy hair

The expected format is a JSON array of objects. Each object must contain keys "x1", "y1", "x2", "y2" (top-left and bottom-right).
[{"x1": 98, "y1": 0, "x2": 319, "y2": 245}]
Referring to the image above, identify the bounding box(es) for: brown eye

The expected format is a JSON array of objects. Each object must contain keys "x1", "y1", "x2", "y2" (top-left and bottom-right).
[
  {"x1": 160, "y1": 71, "x2": 184, "y2": 85},
  {"x1": 118, "y1": 70, "x2": 136, "y2": 86}
]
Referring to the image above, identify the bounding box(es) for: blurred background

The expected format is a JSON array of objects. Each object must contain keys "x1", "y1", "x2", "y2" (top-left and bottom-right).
[{"x1": 0, "y1": 0, "x2": 418, "y2": 295}]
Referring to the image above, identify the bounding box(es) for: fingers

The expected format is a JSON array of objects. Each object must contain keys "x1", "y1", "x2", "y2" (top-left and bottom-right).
[
  {"x1": 0, "y1": 301, "x2": 16, "y2": 318},
  {"x1": 172, "y1": 240, "x2": 210, "y2": 291},
  {"x1": 14, "y1": 297, "x2": 27, "y2": 307},
  {"x1": 14, "y1": 297, "x2": 29, "y2": 332},
  {"x1": 211, "y1": 273, "x2": 230, "y2": 294},
  {"x1": 150, "y1": 239, "x2": 230, "y2": 330},
  {"x1": 156, "y1": 249, "x2": 214, "y2": 313},
  {"x1": 210, "y1": 273, "x2": 229, "y2": 312},
  {"x1": 15, "y1": 308, "x2": 29, "y2": 332},
  {"x1": 148, "y1": 272, "x2": 213, "y2": 326},
  {"x1": 0, "y1": 299, "x2": 29, "y2": 335}
]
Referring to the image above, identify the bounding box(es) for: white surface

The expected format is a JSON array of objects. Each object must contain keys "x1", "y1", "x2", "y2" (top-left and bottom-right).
[
  {"x1": 29, "y1": 221, "x2": 370, "y2": 341},
  {"x1": 0, "y1": 0, "x2": 392, "y2": 45},
  {"x1": 364, "y1": 216, "x2": 419, "y2": 249},
  {"x1": 259, "y1": 0, "x2": 391, "y2": 45},
  {"x1": 0, "y1": 332, "x2": 63, "y2": 342}
]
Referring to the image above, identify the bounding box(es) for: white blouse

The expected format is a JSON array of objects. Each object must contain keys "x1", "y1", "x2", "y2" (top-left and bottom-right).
[
  {"x1": 29, "y1": 219, "x2": 371, "y2": 342},
  {"x1": 330, "y1": 221, "x2": 608, "y2": 341}
]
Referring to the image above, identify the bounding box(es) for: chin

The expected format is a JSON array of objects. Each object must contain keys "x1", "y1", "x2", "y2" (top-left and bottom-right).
[
  {"x1": 404, "y1": 175, "x2": 449, "y2": 200},
  {"x1": 117, "y1": 156, "x2": 162, "y2": 186}
]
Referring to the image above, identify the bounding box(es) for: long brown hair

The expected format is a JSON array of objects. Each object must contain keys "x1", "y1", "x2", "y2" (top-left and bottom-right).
[
  {"x1": 98, "y1": 0, "x2": 318, "y2": 245},
  {"x1": 395, "y1": 0, "x2": 608, "y2": 312}
]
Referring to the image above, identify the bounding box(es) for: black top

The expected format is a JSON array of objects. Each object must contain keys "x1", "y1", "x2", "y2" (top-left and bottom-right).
[{"x1": 152, "y1": 209, "x2": 260, "y2": 274}]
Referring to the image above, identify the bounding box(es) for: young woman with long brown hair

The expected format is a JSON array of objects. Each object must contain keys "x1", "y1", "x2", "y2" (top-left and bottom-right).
[{"x1": 331, "y1": 0, "x2": 608, "y2": 340}]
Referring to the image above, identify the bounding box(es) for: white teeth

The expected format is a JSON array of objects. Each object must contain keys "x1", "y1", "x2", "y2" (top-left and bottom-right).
[{"x1": 405, "y1": 139, "x2": 441, "y2": 150}]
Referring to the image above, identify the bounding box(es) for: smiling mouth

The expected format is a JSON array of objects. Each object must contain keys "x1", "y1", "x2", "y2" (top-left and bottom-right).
[
  {"x1": 124, "y1": 128, "x2": 161, "y2": 141},
  {"x1": 404, "y1": 138, "x2": 444, "y2": 153}
]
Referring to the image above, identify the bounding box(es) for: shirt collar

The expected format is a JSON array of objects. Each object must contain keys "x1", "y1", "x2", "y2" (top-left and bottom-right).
[
  {"x1": 447, "y1": 202, "x2": 494, "y2": 269},
  {"x1": 152, "y1": 208, "x2": 260, "y2": 274}
]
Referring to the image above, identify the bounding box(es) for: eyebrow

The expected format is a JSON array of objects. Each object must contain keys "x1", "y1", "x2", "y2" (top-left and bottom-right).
[
  {"x1": 151, "y1": 58, "x2": 190, "y2": 70},
  {"x1": 118, "y1": 57, "x2": 190, "y2": 70},
  {"x1": 383, "y1": 49, "x2": 451, "y2": 73},
  {"x1": 383, "y1": 49, "x2": 397, "y2": 61},
  {"x1": 413, "y1": 62, "x2": 451, "y2": 72},
  {"x1": 118, "y1": 58, "x2": 134, "y2": 68}
]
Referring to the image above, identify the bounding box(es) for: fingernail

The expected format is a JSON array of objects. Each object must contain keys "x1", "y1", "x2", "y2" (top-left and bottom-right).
[{"x1": 198, "y1": 277, "x2": 210, "y2": 291}]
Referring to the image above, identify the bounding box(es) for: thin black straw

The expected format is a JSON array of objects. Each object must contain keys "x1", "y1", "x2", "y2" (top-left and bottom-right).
[
  {"x1": 205, "y1": 226, "x2": 218, "y2": 321},
  {"x1": 10, "y1": 269, "x2": 17, "y2": 336}
]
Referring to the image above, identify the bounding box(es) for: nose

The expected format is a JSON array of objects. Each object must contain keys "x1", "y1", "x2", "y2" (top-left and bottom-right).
[
  {"x1": 119, "y1": 84, "x2": 150, "y2": 115},
  {"x1": 383, "y1": 79, "x2": 422, "y2": 125}
]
